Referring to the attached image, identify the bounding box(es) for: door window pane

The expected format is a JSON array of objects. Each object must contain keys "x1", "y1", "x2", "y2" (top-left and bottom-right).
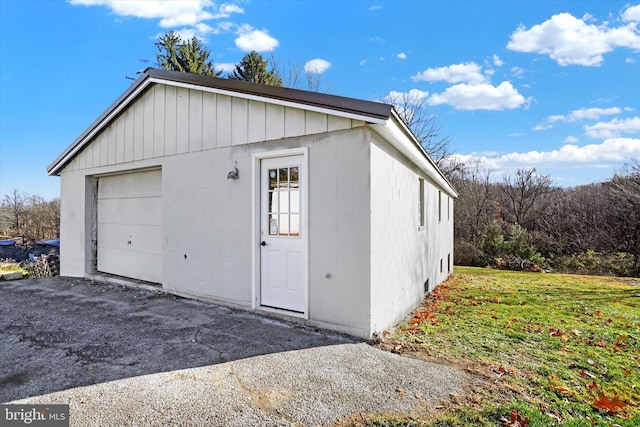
[
  {"x1": 279, "y1": 214, "x2": 290, "y2": 236},
  {"x1": 269, "y1": 169, "x2": 278, "y2": 190},
  {"x1": 290, "y1": 189, "x2": 299, "y2": 214},
  {"x1": 290, "y1": 214, "x2": 300, "y2": 236},
  {"x1": 279, "y1": 168, "x2": 289, "y2": 189},
  {"x1": 266, "y1": 165, "x2": 301, "y2": 237},
  {"x1": 268, "y1": 191, "x2": 276, "y2": 213},
  {"x1": 290, "y1": 167, "x2": 299, "y2": 186},
  {"x1": 279, "y1": 189, "x2": 289, "y2": 213},
  {"x1": 269, "y1": 214, "x2": 279, "y2": 235}
]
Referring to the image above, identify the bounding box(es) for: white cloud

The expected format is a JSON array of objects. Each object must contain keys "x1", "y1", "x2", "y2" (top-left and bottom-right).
[
  {"x1": 69, "y1": 0, "x2": 222, "y2": 27},
  {"x1": 510, "y1": 66, "x2": 525, "y2": 77},
  {"x1": 412, "y1": 62, "x2": 488, "y2": 84},
  {"x1": 215, "y1": 62, "x2": 237, "y2": 73},
  {"x1": 173, "y1": 28, "x2": 199, "y2": 41},
  {"x1": 383, "y1": 89, "x2": 429, "y2": 105},
  {"x1": 507, "y1": 12, "x2": 640, "y2": 66},
  {"x1": 622, "y1": 4, "x2": 640, "y2": 22},
  {"x1": 568, "y1": 107, "x2": 622, "y2": 121},
  {"x1": 532, "y1": 122, "x2": 553, "y2": 131},
  {"x1": 428, "y1": 81, "x2": 529, "y2": 111},
  {"x1": 69, "y1": 0, "x2": 244, "y2": 39},
  {"x1": 584, "y1": 116, "x2": 640, "y2": 139},
  {"x1": 397, "y1": 52, "x2": 407, "y2": 59},
  {"x1": 564, "y1": 136, "x2": 579, "y2": 143},
  {"x1": 235, "y1": 25, "x2": 279, "y2": 52},
  {"x1": 626, "y1": 57, "x2": 637, "y2": 63},
  {"x1": 451, "y1": 138, "x2": 640, "y2": 170},
  {"x1": 369, "y1": 5, "x2": 382, "y2": 11},
  {"x1": 213, "y1": 3, "x2": 244, "y2": 19},
  {"x1": 217, "y1": 21, "x2": 234, "y2": 32},
  {"x1": 534, "y1": 107, "x2": 623, "y2": 130},
  {"x1": 304, "y1": 59, "x2": 331, "y2": 74},
  {"x1": 492, "y1": 54, "x2": 504, "y2": 67}
]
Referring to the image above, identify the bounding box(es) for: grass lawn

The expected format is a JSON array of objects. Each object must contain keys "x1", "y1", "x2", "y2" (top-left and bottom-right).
[
  {"x1": 0, "y1": 260, "x2": 27, "y2": 276},
  {"x1": 361, "y1": 267, "x2": 640, "y2": 426}
]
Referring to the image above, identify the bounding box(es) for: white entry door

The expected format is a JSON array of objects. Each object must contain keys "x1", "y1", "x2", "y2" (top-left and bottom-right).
[{"x1": 260, "y1": 156, "x2": 306, "y2": 313}]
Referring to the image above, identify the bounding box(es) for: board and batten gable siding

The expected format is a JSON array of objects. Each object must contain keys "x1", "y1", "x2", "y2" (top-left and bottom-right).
[
  {"x1": 62, "y1": 84, "x2": 364, "y2": 173},
  {"x1": 369, "y1": 131, "x2": 454, "y2": 334}
]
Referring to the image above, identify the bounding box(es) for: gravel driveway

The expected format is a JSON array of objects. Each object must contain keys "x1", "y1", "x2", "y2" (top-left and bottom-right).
[{"x1": 1, "y1": 277, "x2": 471, "y2": 426}]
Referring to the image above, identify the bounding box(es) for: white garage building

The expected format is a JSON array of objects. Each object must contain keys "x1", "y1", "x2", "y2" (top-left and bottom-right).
[{"x1": 48, "y1": 69, "x2": 457, "y2": 338}]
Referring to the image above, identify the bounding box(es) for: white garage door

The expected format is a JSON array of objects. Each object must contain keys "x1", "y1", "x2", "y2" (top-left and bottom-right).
[{"x1": 97, "y1": 169, "x2": 162, "y2": 283}]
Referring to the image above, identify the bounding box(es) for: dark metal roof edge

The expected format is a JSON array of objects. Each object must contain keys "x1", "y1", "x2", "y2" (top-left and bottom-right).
[
  {"x1": 48, "y1": 69, "x2": 394, "y2": 175},
  {"x1": 145, "y1": 68, "x2": 393, "y2": 120},
  {"x1": 47, "y1": 72, "x2": 152, "y2": 175}
]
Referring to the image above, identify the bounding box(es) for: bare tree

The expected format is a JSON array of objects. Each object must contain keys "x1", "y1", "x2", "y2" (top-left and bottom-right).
[
  {"x1": 2, "y1": 189, "x2": 26, "y2": 236},
  {"x1": 451, "y1": 159, "x2": 498, "y2": 245},
  {"x1": 387, "y1": 91, "x2": 448, "y2": 155},
  {"x1": 269, "y1": 54, "x2": 329, "y2": 92},
  {"x1": 536, "y1": 184, "x2": 617, "y2": 255},
  {"x1": 383, "y1": 90, "x2": 456, "y2": 174},
  {"x1": 0, "y1": 191, "x2": 60, "y2": 240},
  {"x1": 609, "y1": 160, "x2": 640, "y2": 273},
  {"x1": 500, "y1": 168, "x2": 553, "y2": 229}
]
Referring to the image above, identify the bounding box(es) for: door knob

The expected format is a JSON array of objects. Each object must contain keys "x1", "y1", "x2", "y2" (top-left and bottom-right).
[{"x1": 260, "y1": 241, "x2": 268, "y2": 246}]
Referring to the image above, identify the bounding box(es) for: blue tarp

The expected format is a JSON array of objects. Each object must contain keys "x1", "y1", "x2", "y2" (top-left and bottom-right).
[
  {"x1": 0, "y1": 239, "x2": 16, "y2": 246},
  {"x1": 36, "y1": 239, "x2": 60, "y2": 247}
]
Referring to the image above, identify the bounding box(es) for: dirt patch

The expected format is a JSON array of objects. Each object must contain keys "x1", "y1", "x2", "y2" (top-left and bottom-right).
[{"x1": 354, "y1": 338, "x2": 539, "y2": 425}]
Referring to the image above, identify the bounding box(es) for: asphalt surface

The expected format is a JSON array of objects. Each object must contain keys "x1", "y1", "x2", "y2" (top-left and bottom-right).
[{"x1": 1, "y1": 276, "x2": 472, "y2": 426}]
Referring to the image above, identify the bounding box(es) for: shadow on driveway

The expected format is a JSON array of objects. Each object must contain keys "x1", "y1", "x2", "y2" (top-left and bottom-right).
[{"x1": 0, "y1": 277, "x2": 356, "y2": 402}]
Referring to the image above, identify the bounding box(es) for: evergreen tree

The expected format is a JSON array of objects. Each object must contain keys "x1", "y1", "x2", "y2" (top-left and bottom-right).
[
  {"x1": 230, "y1": 51, "x2": 282, "y2": 86},
  {"x1": 155, "y1": 31, "x2": 221, "y2": 77}
]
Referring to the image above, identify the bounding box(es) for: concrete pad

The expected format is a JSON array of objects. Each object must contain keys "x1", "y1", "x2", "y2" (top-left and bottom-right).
[
  {"x1": 0, "y1": 272, "x2": 23, "y2": 281},
  {"x1": 1, "y1": 277, "x2": 471, "y2": 425}
]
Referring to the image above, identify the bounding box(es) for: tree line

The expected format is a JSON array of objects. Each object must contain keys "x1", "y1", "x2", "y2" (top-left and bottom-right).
[
  {"x1": 450, "y1": 161, "x2": 640, "y2": 277},
  {"x1": 0, "y1": 190, "x2": 60, "y2": 241}
]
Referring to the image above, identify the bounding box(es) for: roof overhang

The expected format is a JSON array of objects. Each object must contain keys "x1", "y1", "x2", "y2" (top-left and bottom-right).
[{"x1": 372, "y1": 110, "x2": 458, "y2": 198}]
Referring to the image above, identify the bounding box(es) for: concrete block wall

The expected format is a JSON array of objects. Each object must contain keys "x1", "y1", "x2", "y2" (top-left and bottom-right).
[
  {"x1": 162, "y1": 145, "x2": 254, "y2": 305},
  {"x1": 58, "y1": 171, "x2": 94, "y2": 278},
  {"x1": 307, "y1": 128, "x2": 371, "y2": 337},
  {"x1": 369, "y1": 133, "x2": 454, "y2": 335},
  {"x1": 424, "y1": 178, "x2": 454, "y2": 290},
  {"x1": 369, "y1": 135, "x2": 428, "y2": 334}
]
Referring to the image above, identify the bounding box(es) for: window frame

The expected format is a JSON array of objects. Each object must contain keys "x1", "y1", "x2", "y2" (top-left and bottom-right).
[{"x1": 418, "y1": 178, "x2": 425, "y2": 229}]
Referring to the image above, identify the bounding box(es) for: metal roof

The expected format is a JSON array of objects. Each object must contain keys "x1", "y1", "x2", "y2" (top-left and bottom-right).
[
  {"x1": 47, "y1": 69, "x2": 394, "y2": 175},
  {"x1": 146, "y1": 68, "x2": 394, "y2": 120}
]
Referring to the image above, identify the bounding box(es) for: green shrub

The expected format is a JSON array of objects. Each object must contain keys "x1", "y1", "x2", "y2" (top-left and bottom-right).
[
  {"x1": 454, "y1": 240, "x2": 486, "y2": 267},
  {"x1": 473, "y1": 221, "x2": 546, "y2": 271},
  {"x1": 552, "y1": 251, "x2": 635, "y2": 277}
]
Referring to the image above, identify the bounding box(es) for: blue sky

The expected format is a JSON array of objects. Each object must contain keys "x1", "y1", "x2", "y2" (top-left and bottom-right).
[{"x1": 1, "y1": 0, "x2": 639, "y2": 200}]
